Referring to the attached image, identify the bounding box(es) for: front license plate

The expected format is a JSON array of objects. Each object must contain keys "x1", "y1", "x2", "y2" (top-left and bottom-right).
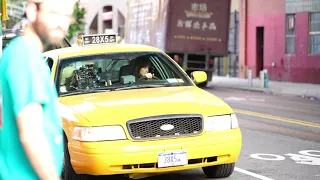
[{"x1": 158, "y1": 150, "x2": 188, "y2": 168}]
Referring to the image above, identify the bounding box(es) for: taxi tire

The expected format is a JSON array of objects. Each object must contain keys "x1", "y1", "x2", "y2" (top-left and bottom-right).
[
  {"x1": 197, "y1": 81, "x2": 208, "y2": 88},
  {"x1": 202, "y1": 163, "x2": 235, "y2": 178},
  {"x1": 63, "y1": 134, "x2": 89, "y2": 180}
]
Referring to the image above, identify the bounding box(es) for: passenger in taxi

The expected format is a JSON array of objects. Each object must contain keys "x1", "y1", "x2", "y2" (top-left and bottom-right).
[{"x1": 60, "y1": 63, "x2": 76, "y2": 86}]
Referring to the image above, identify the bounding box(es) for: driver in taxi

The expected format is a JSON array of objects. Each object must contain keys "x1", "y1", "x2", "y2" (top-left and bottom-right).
[{"x1": 134, "y1": 56, "x2": 154, "y2": 80}]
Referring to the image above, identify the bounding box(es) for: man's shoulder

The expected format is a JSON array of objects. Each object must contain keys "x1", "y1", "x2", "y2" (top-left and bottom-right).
[
  {"x1": 5, "y1": 36, "x2": 27, "y2": 48},
  {"x1": 2, "y1": 37, "x2": 28, "y2": 57},
  {"x1": 2, "y1": 37, "x2": 40, "y2": 64}
]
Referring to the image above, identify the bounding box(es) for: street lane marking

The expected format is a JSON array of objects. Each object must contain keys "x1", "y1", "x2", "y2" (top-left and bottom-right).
[
  {"x1": 231, "y1": 100, "x2": 320, "y2": 116},
  {"x1": 224, "y1": 97, "x2": 246, "y2": 101},
  {"x1": 235, "y1": 167, "x2": 274, "y2": 180},
  {"x1": 234, "y1": 109, "x2": 320, "y2": 128},
  {"x1": 249, "y1": 98, "x2": 266, "y2": 102},
  {"x1": 250, "y1": 153, "x2": 285, "y2": 161},
  {"x1": 299, "y1": 150, "x2": 320, "y2": 157},
  {"x1": 250, "y1": 150, "x2": 320, "y2": 165},
  {"x1": 224, "y1": 96, "x2": 266, "y2": 102}
]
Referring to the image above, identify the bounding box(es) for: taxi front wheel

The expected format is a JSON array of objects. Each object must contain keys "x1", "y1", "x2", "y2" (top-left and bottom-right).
[
  {"x1": 63, "y1": 134, "x2": 90, "y2": 180},
  {"x1": 197, "y1": 81, "x2": 208, "y2": 88},
  {"x1": 202, "y1": 163, "x2": 235, "y2": 178}
]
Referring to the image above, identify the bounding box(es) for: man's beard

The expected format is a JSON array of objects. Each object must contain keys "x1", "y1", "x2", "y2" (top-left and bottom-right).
[
  {"x1": 32, "y1": 18, "x2": 51, "y2": 50},
  {"x1": 32, "y1": 16, "x2": 65, "y2": 50}
]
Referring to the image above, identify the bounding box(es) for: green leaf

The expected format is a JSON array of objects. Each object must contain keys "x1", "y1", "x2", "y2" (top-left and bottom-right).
[{"x1": 66, "y1": 0, "x2": 86, "y2": 41}]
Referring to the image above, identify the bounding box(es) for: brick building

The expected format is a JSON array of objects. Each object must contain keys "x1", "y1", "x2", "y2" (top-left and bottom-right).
[{"x1": 239, "y1": 0, "x2": 320, "y2": 84}]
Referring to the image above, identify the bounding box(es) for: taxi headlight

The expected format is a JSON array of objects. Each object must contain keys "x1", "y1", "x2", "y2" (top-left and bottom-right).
[
  {"x1": 72, "y1": 126, "x2": 127, "y2": 141},
  {"x1": 206, "y1": 114, "x2": 239, "y2": 132}
]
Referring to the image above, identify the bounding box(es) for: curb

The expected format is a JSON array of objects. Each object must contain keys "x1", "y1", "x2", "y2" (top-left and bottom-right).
[
  {"x1": 207, "y1": 85, "x2": 319, "y2": 100},
  {"x1": 207, "y1": 84, "x2": 269, "y2": 93}
]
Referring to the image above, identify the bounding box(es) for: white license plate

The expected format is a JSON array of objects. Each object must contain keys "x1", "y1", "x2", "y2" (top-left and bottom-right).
[{"x1": 158, "y1": 150, "x2": 188, "y2": 168}]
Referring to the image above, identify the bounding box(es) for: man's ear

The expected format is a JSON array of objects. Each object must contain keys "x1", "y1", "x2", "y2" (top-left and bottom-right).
[{"x1": 25, "y1": 3, "x2": 39, "y2": 23}]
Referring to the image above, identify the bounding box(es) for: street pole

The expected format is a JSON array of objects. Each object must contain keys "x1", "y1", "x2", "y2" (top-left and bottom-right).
[
  {"x1": 248, "y1": 69, "x2": 252, "y2": 87},
  {"x1": 0, "y1": 2, "x2": 3, "y2": 58},
  {"x1": 234, "y1": 11, "x2": 238, "y2": 77},
  {"x1": 217, "y1": 57, "x2": 221, "y2": 76},
  {"x1": 0, "y1": 13, "x2": 2, "y2": 57},
  {"x1": 260, "y1": 70, "x2": 265, "y2": 88},
  {"x1": 0, "y1": 0, "x2": 8, "y2": 57}
]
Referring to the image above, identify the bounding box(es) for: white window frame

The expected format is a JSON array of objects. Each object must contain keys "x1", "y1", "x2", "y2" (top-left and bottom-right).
[
  {"x1": 309, "y1": 12, "x2": 320, "y2": 55},
  {"x1": 285, "y1": 14, "x2": 296, "y2": 54}
]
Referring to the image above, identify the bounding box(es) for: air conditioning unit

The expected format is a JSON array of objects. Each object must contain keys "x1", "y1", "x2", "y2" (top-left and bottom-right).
[
  {"x1": 288, "y1": 15, "x2": 295, "y2": 30},
  {"x1": 102, "y1": 11, "x2": 113, "y2": 21}
]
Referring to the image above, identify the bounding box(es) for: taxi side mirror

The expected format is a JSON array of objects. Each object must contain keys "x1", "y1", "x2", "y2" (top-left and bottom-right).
[
  {"x1": 117, "y1": 36, "x2": 122, "y2": 43},
  {"x1": 191, "y1": 71, "x2": 207, "y2": 84}
]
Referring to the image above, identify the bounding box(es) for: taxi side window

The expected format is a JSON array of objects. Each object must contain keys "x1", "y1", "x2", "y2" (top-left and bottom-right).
[
  {"x1": 47, "y1": 58, "x2": 54, "y2": 71},
  {"x1": 44, "y1": 56, "x2": 54, "y2": 71},
  {"x1": 92, "y1": 59, "x2": 129, "y2": 82},
  {"x1": 113, "y1": 60, "x2": 129, "y2": 80},
  {"x1": 114, "y1": 60, "x2": 129, "y2": 71},
  {"x1": 150, "y1": 55, "x2": 180, "y2": 79}
]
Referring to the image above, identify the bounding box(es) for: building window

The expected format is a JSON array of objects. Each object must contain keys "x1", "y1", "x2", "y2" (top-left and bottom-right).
[
  {"x1": 286, "y1": 14, "x2": 295, "y2": 54},
  {"x1": 310, "y1": 12, "x2": 320, "y2": 55}
]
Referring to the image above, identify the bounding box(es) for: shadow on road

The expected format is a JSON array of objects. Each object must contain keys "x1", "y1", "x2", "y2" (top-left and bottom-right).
[{"x1": 84, "y1": 169, "x2": 213, "y2": 180}]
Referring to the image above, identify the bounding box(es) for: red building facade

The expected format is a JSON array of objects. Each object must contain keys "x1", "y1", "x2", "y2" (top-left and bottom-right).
[{"x1": 239, "y1": 0, "x2": 320, "y2": 84}]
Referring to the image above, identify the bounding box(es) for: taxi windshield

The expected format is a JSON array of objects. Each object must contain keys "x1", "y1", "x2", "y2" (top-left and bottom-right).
[{"x1": 57, "y1": 52, "x2": 192, "y2": 96}]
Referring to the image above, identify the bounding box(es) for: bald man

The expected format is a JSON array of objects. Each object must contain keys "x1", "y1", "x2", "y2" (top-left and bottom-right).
[{"x1": 0, "y1": 0, "x2": 76, "y2": 180}]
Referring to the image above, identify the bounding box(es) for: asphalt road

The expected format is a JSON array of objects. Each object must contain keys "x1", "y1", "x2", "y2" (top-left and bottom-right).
[
  {"x1": 90, "y1": 87, "x2": 320, "y2": 180},
  {"x1": 140, "y1": 87, "x2": 320, "y2": 180}
]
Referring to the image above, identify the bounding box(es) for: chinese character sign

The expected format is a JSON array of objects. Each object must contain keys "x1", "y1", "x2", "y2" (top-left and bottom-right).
[
  {"x1": 175, "y1": 3, "x2": 217, "y2": 31},
  {"x1": 176, "y1": 20, "x2": 216, "y2": 31},
  {"x1": 166, "y1": 0, "x2": 231, "y2": 55}
]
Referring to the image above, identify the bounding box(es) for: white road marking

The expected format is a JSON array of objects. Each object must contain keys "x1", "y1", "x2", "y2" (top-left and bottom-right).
[
  {"x1": 298, "y1": 150, "x2": 320, "y2": 157},
  {"x1": 285, "y1": 153, "x2": 320, "y2": 165},
  {"x1": 224, "y1": 97, "x2": 247, "y2": 101},
  {"x1": 250, "y1": 153, "x2": 285, "y2": 161},
  {"x1": 224, "y1": 97, "x2": 265, "y2": 102},
  {"x1": 235, "y1": 167, "x2": 274, "y2": 180},
  {"x1": 249, "y1": 98, "x2": 265, "y2": 102},
  {"x1": 249, "y1": 150, "x2": 320, "y2": 165}
]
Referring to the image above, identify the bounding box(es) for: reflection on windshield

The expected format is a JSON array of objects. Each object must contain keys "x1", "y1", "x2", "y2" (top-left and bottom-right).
[{"x1": 57, "y1": 52, "x2": 191, "y2": 96}]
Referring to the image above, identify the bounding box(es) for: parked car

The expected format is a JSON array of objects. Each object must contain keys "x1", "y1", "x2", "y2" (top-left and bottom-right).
[{"x1": 2, "y1": 29, "x2": 71, "y2": 50}]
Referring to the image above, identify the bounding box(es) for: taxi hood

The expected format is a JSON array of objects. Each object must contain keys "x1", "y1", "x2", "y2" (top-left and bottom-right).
[{"x1": 59, "y1": 86, "x2": 233, "y2": 125}]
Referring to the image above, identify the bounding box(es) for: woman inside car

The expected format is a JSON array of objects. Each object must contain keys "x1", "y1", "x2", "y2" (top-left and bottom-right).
[{"x1": 134, "y1": 56, "x2": 154, "y2": 81}]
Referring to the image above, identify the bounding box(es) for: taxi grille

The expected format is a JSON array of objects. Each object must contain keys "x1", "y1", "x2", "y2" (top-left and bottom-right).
[{"x1": 127, "y1": 115, "x2": 203, "y2": 140}]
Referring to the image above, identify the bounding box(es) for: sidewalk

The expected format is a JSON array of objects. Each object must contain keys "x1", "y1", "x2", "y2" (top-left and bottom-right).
[{"x1": 207, "y1": 76, "x2": 320, "y2": 100}]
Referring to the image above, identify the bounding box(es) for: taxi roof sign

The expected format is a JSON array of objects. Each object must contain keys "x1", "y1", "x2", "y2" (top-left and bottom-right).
[{"x1": 79, "y1": 33, "x2": 118, "y2": 46}]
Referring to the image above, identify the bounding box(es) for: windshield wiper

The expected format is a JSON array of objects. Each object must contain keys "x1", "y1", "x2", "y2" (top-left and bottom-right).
[
  {"x1": 60, "y1": 89, "x2": 110, "y2": 97},
  {"x1": 114, "y1": 84, "x2": 165, "y2": 91},
  {"x1": 162, "y1": 82, "x2": 185, "y2": 87},
  {"x1": 113, "y1": 83, "x2": 185, "y2": 91}
]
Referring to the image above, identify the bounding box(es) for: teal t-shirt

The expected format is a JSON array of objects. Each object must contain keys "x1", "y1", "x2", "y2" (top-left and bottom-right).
[{"x1": 0, "y1": 37, "x2": 63, "y2": 180}]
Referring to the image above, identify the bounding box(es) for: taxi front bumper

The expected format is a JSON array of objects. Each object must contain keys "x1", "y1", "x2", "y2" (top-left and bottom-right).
[{"x1": 68, "y1": 128, "x2": 242, "y2": 175}]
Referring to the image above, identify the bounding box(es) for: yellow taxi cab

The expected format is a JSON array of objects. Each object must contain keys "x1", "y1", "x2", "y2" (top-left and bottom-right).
[{"x1": 42, "y1": 34, "x2": 242, "y2": 180}]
